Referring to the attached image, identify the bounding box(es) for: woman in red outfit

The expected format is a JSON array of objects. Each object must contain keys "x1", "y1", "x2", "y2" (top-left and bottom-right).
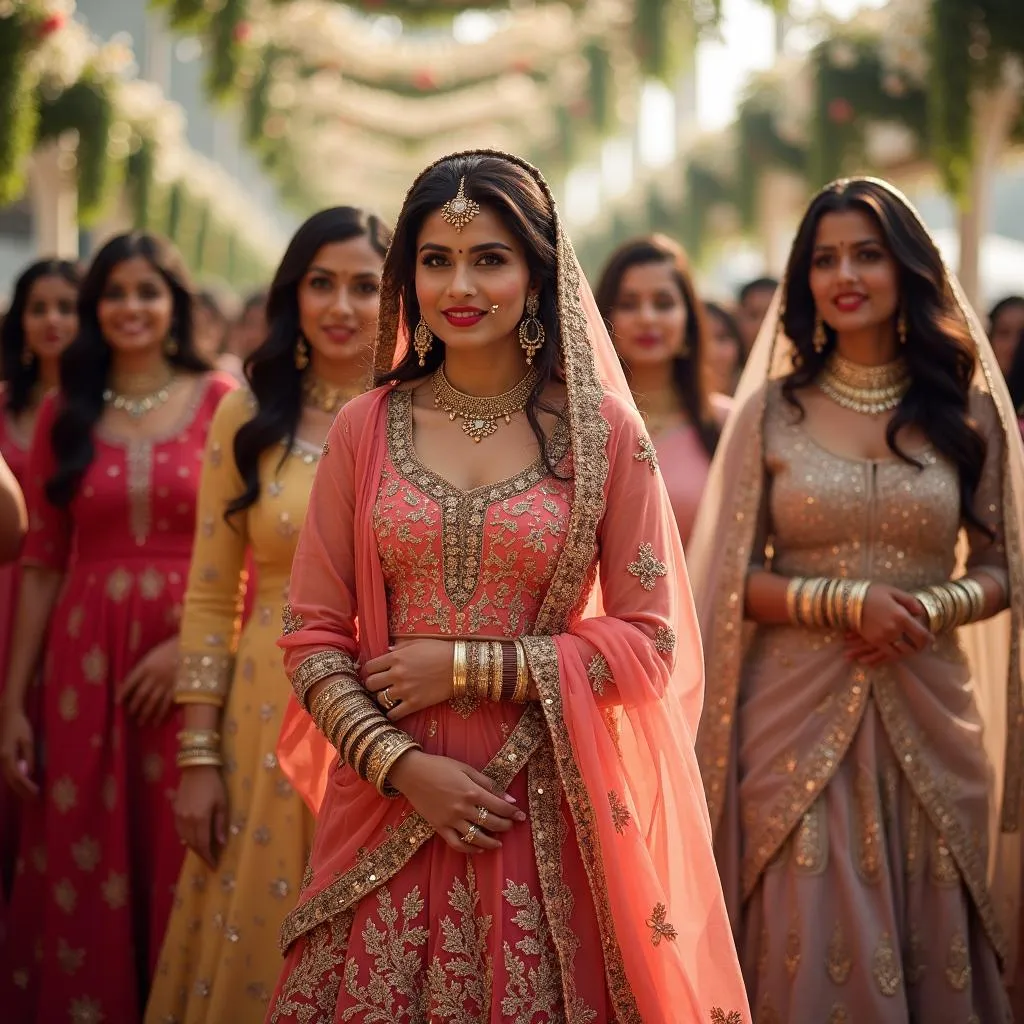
[
  {"x1": 0, "y1": 259, "x2": 79, "y2": 913},
  {"x1": 0, "y1": 233, "x2": 235, "y2": 1023}
]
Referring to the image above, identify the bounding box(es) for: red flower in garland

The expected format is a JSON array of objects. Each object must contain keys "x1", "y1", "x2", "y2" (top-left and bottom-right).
[
  {"x1": 412, "y1": 69, "x2": 437, "y2": 91},
  {"x1": 827, "y1": 97, "x2": 855, "y2": 125},
  {"x1": 37, "y1": 13, "x2": 66, "y2": 38},
  {"x1": 232, "y1": 21, "x2": 252, "y2": 44}
]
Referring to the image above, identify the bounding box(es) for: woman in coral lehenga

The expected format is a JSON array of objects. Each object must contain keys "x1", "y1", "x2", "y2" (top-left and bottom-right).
[
  {"x1": 689, "y1": 178, "x2": 1021, "y2": 1022},
  {"x1": 0, "y1": 233, "x2": 235, "y2": 1023},
  {"x1": 146, "y1": 206, "x2": 390, "y2": 1023},
  {"x1": 266, "y1": 152, "x2": 749, "y2": 1022}
]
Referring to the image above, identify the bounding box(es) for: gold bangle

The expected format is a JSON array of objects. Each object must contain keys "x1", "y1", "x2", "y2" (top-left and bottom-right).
[
  {"x1": 512, "y1": 640, "x2": 529, "y2": 704},
  {"x1": 469, "y1": 641, "x2": 489, "y2": 702},
  {"x1": 365, "y1": 733, "x2": 420, "y2": 796},
  {"x1": 928, "y1": 585, "x2": 956, "y2": 632},
  {"x1": 176, "y1": 728, "x2": 220, "y2": 745},
  {"x1": 799, "y1": 578, "x2": 819, "y2": 627},
  {"x1": 452, "y1": 640, "x2": 468, "y2": 701},
  {"x1": 848, "y1": 581, "x2": 871, "y2": 633},
  {"x1": 913, "y1": 589, "x2": 940, "y2": 633},
  {"x1": 785, "y1": 577, "x2": 805, "y2": 626},
  {"x1": 176, "y1": 751, "x2": 223, "y2": 768},
  {"x1": 489, "y1": 641, "x2": 503, "y2": 702},
  {"x1": 340, "y1": 711, "x2": 388, "y2": 762},
  {"x1": 807, "y1": 578, "x2": 827, "y2": 627},
  {"x1": 351, "y1": 722, "x2": 394, "y2": 777},
  {"x1": 960, "y1": 577, "x2": 986, "y2": 620}
]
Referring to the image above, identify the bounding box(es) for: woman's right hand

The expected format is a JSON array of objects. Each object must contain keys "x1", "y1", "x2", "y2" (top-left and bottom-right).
[
  {"x1": 0, "y1": 703, "x2": 38, "y2": 799},
  {"x1": 845, "y1": 583, "x2": 932, "y2": 665},
  {"x1": 174, "y1": 765, "x2": 228, "y2": 869},
  {"x1": 387, "y1": 749, "x2": 526, "y2": 853}
]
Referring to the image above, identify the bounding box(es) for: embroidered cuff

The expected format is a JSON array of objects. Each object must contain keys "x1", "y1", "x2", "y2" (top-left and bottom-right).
[
  {"x1": 289, "y1": 649, "x2": 358, "y2": 709},
  {"x1": 174, "y1": 652, "x2": 234, "y2": 706}
]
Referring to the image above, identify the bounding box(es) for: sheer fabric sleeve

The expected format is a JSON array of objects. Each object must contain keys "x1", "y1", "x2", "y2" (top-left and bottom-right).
[
  {"x1": 964, "y1": 389, "x2": 1009, "y2": 597},
  {"x1": 20, "y1": 394, "x2": 70, "y2": 573},
  {"x1": 175, "y1": 389, "x2": 252, "y2": 706}
]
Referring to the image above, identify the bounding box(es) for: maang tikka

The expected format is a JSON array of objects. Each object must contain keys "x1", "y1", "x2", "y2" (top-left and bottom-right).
[{"x1": 440, "y1": 177, "x2": 480, "y2": 233}]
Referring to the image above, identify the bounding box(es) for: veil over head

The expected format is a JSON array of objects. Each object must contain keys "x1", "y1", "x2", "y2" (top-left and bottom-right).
[
  {"x1": 687, "y1": 176, "x2": 1024, "y2": 974},
  {"x1": 276, "y1": 150, "x2": 749, "y2": 1020}
]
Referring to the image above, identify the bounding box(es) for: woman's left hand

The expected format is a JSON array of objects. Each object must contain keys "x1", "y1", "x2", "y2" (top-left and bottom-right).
[
  {"x1": 362, "y1": 639, "x2": 454, "y2": 722},
  {"x1": 843, "y1": 612, "x2": 931, "y2": 666},
  {"x1": 117, "y1": 636, "x2": 179, "y2": 726}
]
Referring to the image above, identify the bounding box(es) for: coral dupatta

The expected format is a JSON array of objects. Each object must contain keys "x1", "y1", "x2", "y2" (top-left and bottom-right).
[{"x1": 276, "y1": 149, "x2": 748, "y2": 1022}]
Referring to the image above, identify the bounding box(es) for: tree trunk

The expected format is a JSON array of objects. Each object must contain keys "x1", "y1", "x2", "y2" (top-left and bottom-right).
[{"x1": 957, "y1": 58, "x2": 1023, "y2": 308}]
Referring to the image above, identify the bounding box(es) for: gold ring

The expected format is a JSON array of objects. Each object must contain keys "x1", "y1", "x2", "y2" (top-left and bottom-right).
[
  {"x1": 460, "y1": 824, "x2": 480, "y2": 845},
  {"x1": 379, "y1": 687, "x2": 396, "y2": 710},
  {"x1": 475, "y1": 806, "x2": 489, "y2": 828}
]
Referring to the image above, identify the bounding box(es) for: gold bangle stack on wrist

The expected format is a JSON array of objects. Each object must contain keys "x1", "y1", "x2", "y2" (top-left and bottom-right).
[
  {"x1": 451, "y1": 638, "x2": 530, "y2": 710},
  {"x1": 307, "y1": 673, "x2": 420, "y2": 797},
  {"x1": 786, "y1": 576, "x2": 872, "y2": 631},
  {"x1": 913, "y1": 578, "x2": 986, "y2": 634},
  {"x1": 176, "y1": 728, "x2": 222, "y2": 768}
]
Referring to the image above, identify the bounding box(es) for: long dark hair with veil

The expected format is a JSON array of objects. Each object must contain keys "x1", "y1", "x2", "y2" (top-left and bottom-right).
[
  {"x1": 377, "y1": 152, "x2": 566, "y2": 475},
  {"x1": 225, "y1": 207, "x2": 391, "y2": 519},
  {"x1": 780, "y1": 178, "x2": 988, "y2": 534},
  {"x1": 46, "y1": 233, "x2": 209, "y2": 507}
]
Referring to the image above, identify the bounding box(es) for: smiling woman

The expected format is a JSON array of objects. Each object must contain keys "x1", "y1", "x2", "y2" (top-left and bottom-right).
[{"x1": 0, "y1": 233, "x2": 236, "y2": 1024}]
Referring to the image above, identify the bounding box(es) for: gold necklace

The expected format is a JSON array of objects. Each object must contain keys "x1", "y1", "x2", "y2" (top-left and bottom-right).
[
  {"x1": 431, "y1": 365, "x2": 539, "y2": 442},
  {"x1": 818, "y1": 353, "x2": 909, "y2": 416},
  {"x1": 103, "y1": 368, "x2": 176, "y2": 419},
  {"x1": 302, "y1": 375, "x2": 362, "y2": 414}
]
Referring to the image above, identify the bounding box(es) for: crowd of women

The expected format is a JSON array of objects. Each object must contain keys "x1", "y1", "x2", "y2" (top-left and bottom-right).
[{"x1": 0, "y1": 150, "x2": 1021, "y2": 1024}]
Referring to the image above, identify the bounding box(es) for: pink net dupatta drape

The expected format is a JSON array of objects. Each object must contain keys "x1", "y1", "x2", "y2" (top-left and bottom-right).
[{"x1": 275, "y1": 149, "x2": 748, "y2": 1022}]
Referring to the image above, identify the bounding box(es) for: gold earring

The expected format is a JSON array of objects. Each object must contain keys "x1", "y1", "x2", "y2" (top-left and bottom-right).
[
  {"x1": 164, "y1": 334, "x2": 178, "y2": 357},
  {"x1": 812, "y1": 315, "x2": 827, "y2": 354},
  {"x1": 897, "y1": 310, "x2": 908, "y2": 346},
  {"x1": 518, "y1": 294, "x2": 545, "y2": 365},
  {"x1": 413, "y1": 318, "x2": 434, "y2": 368},
  {"x1": 295, "y1": 336, "x2": 309, "y2": 370}
]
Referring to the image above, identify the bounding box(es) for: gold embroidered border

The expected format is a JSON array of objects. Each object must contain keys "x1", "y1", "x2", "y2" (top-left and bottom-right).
[
  {"x1": 695, "y1": 388, "x2": 771, "y2": 833},
  {"x1": 289, "y1": 650, "x2": 357, "y2": 708},
  {"x1": 529, "y1": 740, "x2": 596, "y2": 1024},
  {"x1": 522, "y1": 635, "x2": 641, "y2": 1024},
  {"x1": 386, "y1": 390, "x2": 570, "y2": 610},
  {"x1": 174, "y1": 652, "x2": 234, "y2": 705},
  {"x1": 741, "y1": 669, "x2": 869, "y2": 897},
  {"x1": 873, "y1": 673, "x2": 1007, "y2": 963},
  {"x1": 279, "y1": 703, "x2": 546, "y2": 952}
]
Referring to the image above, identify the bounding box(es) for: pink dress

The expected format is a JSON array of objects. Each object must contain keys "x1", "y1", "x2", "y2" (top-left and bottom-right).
[{"x1": 0, "y1": 373, "x2": 236, "y2": 1024}]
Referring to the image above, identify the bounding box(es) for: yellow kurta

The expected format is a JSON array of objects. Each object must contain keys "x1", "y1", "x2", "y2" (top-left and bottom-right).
[{"x1": 146, "y1": 388, "x2": 321, "y2": 1023}]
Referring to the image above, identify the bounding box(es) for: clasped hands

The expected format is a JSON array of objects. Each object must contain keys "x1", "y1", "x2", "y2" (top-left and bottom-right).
[
  {"x1": 843, "y1": 583, "x2": 932, "y2": 666},
  {"x1": 361, "y1": 638, "x2": 527, "y2": 853}
]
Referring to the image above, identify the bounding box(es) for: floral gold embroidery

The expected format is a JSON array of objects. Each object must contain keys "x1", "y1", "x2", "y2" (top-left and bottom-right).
[
  {"x1": 69, "y1": 996, "x2": 104, "y2": 1023},
  {"x1": 872, "y1": 931, "x2": 902, "y2": 996},
  {"x1": 267, "y1": 912, "x2": 353, "y2": 1023},
  {"x1": 784, "y1": 917, "x2": 801, "y2": 979},
  {"x1": 855, "y1": 767, "x2": 882, "y2": 885},
  {"x1": 634, "y1": 435, "x2": 658, "y2": 473},
  {"x1": 53, "y1": 878, "x2": 77, "y2": 913},
  {"x1": 102, "y1": 871, "x2": 128, "y2": 910},
  {"x1": 175, "y1": 652, "x2": 233, "y2": 705},
  {"x1": 56, "y1": 938, "x2": 85, "y2": 975},
  {"x1": 288, "y1": 649, "x2": 358, "y2": 709},
  {"x1": 944, "y1": 932, "x2": 970, "y2": 991},
  {"x1": 710, "y1": 1011, "x2": 743, "y2": 1024},
  {"x1": 653, "y1": 625, "x2": 676, "y2": 654},
  {"x1": 322, "y1": 440, "x2": 330, "y2": 458},
  {"x1": 930, "y1": 834, "x2": 960, "y2": 888},
  {"x1": 627, "y1": 543, "x2": 668, "y2": 592},
  {"x1": 501, "y1": 877, "x2": 564, "y2": 1021},
  {"x1": 586, "y1": 653, "x2": 612, "y2": 696},
  {"x1": 52, "y1": 776, "x2": 78, "y2": 813},
  {"x1": 608, "y1": 790, "x2": 631, "y2": 834},
  {"x1": 792, "y1": 804, "x2": 826, "y2": 875},
  {"x1": 281, "y1": 604, "x2": 304, "y2": 635},
  {"x1": 71, "y1": 835, "x2": 101, "y2": 872},
  {"x1": 81, "y1": 645, "x2": 108, "y2": 684},
  {"x1": 58, "y1": 687, "x2": 78, "y2": 722},
  {"x1": 827, "y1": 921, "x2": 852, "y2": 984},
  {"x1": 645, "y1": 903, "x2": 677, "y2": 946},
  {"x1": 827, "y1": 1007, "x2": 850, "y2": 1024}
]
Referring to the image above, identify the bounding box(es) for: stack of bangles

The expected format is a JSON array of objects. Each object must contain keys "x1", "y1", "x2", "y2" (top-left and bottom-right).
[
  {"x1": 176, "y1": 728, "x2": 222, "y2": 769},
  {"x1": 785, "y1": 576, "x2": 872, "y2": 631},
  {"x1": 451, "y1": 638, "x2": 530, "y2": 712},
  {"x1": 912, "y1": 578, "x2": 986, "y2": 634},
  {"x1": 308, "y1": 674, "x2": 420, "y2": 797}
]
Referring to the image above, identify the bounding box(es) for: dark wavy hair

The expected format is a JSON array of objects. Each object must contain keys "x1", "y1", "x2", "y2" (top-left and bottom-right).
[
  {"x1": 595, "y1": 235, "x2": 719, "y2": 457},
  {"x1": 46, "y1": 232, "x2": 209, "y2": 507},
  {"x1": 226, "y1": 207, "x2": 391, "y2": 519},
  {"x1": 376, "y1": 152, "x2": 566, "y2": 475},
  {"x1": 780, "y1": 178, "x2": 989, "y2": 535},
  {"x1": 1, "y1": 259, "x2": 80, "y2": 415}
]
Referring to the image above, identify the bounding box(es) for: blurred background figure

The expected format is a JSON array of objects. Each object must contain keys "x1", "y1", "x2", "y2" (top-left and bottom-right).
[
  {"x1": 191, "y1": 288, "x2": 231, "y2": 367},
  {"x1": 596, "y1": 235, "x2": 728, "y2": 545},
  {"x1": 735, "y1": 276, "x2": 779, "y2": 357},
  {"x1": 219, "y1": 290, "x2": 268, "y2": 382},
  {"x1": 987, "y1": 294, "x2": 1024, "y2": 376},
  {"x1": 703, "y1": 299, "x2": 745, "y2": 396}
]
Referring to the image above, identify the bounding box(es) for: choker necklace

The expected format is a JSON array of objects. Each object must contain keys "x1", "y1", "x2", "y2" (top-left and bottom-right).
[
  {"x1": 103, "y1": 369, "x2": 176, "y2": 419},
  {"x1": 302, "y1": 375, "x2": 362, "y2": 415},
  {"x1": 818, "y1": 353, "x2": 909, "y2": 417},
  {"x1": 432, "y1": 365, "x2": 539, "y2": 442}
]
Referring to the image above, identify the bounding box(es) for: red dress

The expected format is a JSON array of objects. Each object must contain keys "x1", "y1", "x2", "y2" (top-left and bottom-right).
[
  {"x1": 0, "y1": 373, "x2": 236, "y2": 1024},
  {"x1": 0, "y1": 390, "x2": 31, "y2": 912}
]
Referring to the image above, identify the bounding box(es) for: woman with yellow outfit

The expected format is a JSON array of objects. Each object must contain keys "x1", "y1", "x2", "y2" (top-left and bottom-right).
[{"x1": 145, "y1": 207, "x2": 390, "y2": 1023}]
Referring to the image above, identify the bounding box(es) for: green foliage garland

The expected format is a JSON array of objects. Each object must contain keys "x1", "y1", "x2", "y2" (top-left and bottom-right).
[
  {"x1": 206, "y1": 0, "x2": 248, "y2": 99},
  {"x1": 0, "y1": 9, "x2": 41, "y2": 206},
  {"x1": 126, "y1": 134, "x2": 156, "y2": 229},
  {"x1": 37, "y1": 73, "x2": 120, "y2": 221},
  {"x1": 682, "y1": 161, "x2": 732, "y2": 260},
  {"x1": 736, "y1": 98, "x2": 805, "y2": 229}
]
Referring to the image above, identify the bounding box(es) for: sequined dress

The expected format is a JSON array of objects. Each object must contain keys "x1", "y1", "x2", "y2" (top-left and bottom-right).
[
  {"x1": 0, "y1": 373, "x2": 236, "y2": 1024},
  {"x1": 719, "y1": 384, "x2": 1012, "y2": 1022},
  {"x1": 145, "y1": 389, "x2": 318, "y2": 1023}
]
